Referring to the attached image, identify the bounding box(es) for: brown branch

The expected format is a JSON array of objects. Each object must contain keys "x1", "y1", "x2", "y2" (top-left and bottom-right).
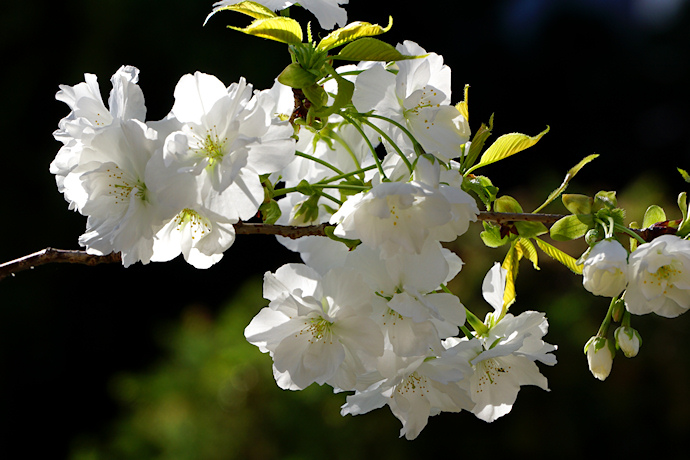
[{"x1": 0, "y1": 212, "x2": 633, "y2": 280}]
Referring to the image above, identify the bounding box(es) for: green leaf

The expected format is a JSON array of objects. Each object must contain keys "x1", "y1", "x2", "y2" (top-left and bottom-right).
[
  {"x1": 302, "y1": 83, "x2": 328, "y2": 110},
  {"x1": 501, "y1": 244, "x2": 520, "y2": 310},
  {"x1": 516, "y1": 237, "x2": 539, "y2": 270},
  {"x1": 466, "y1": 125, "x2": 550, "y2": 174},
  {"x1": 533, "y1": 154, "x2": 598, "y2": 213},
  {"x1": 561, "y1": 194, "x2": 593, "y2": 215},
  {"x1": 534, "y1": 237, "x2": 583, "y2": 274},
  {"x1": 462, "y1": 115, "x2": 493, "y2": 173},
  {"x1": 277, "y1": 63, "x2": 319, "y2": 89},
  {"x1": 317, "y1": 17, "x2": 393, "y2": 51},
  {"x1": 594, "y1": 191, "x2": 617, "y2": 210},
  {"x1": 332, "y1": 37, "x2": 421, "y2": 61},
  {"x1": 642, "y1": 204, "x2": 667, "y2": 228},
  {"x1": 679, "y1": 168, "x2": 690, "y2": 183},
  {"x1": 314, "y1": 64, "x2": 355, "y2": 118},
  {"x1": 676, "y1": 192, "x2": 690, "y2": 237},
  {"x1": 229, "y1": 16, "x2": 303, "y2": 44},
  {"x1": 494, "y1": 195, "x2": 523, "y2": 213},
  {"x1": 324, "y1": 226, "x2": 361, "y2": 250},
  {"x1": 480, "y1": 222, "x2": 509, "y2": 248},
  {"x1": 462, "y1": 174, "x2": 498, "y2": 210},
  {"x1": 212, "y1": 1, "x2": 277, "y2": 20},
  {"x1": 550, "y1": 214, "x2": 594, "y2": 241},
  {"x1": 515, "y1": 221, "x2": 548, "y2": 239}
]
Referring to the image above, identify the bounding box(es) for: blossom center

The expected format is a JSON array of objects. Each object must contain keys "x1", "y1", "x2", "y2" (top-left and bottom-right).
[
  {"x1": 396, "y1": 372, "x2": 430, "y2": 398},
  {"x1": 191, "y1": 125, "x2": 228, "y2": 166},
  {"x1": 474, "y1": 358, "x2": 511, "y2": 392},
  {"x1": 300, "y1": 316, "x2": 334, "y2": 345},
  {"x1": 105, "y1": 165, "x2": 147, "y2": 204},
  {"x1": 173, "y1": 208, "x2": 212, "y2": 241}
]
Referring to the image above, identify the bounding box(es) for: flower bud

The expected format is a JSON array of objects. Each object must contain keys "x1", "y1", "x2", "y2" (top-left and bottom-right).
[
  {"x1": 584, "y1": 336, "x2": 614, "y2": 381},
  {"x1": 582, "y1": 239, "x2": 628, "y2": 297},
  {"x1": 614, "y1": 326, "x2": 641, "y2": 358}
]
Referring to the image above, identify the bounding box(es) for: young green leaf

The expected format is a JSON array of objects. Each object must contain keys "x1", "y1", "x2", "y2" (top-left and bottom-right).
[
  {"x1": 317, "y1": 17, "x2": 393, "y2": 51},
  {"x1": 465, "y1": 126, "x2": 549, "y2": 174},
  {"x1": 229, "y1": 16, "x2": 303, "y2": 44},
  {"x1": 534, "y1": 237, "x2": 583, "y2": 274},
  {"x1": 550, "y1": 214, "x2": 593, "y2": 241},
  {"x1": 642, "y1": 204, "x2": 667, "y2": 228},
  {"x1": 532, "y1": 154, "x2": 598, "y2": 213},
  {"x1": 277, "y1": 63, "x2": 319, "y2": 88},
  {"x1": 212, "y1": 1, "x2": 277, "y2": 20},
  {"x1": 332, "y1": 37, "x2": 422, "y2": 61},
  {"x1": 561, "y1": 194, "x2": 593, "y2": 215}
]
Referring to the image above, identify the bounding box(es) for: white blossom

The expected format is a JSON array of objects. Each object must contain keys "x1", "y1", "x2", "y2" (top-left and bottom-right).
[
  {"x1": 625, "y1": 235, "x2": 690, "y2": 318},
  {"x1": 582, "y1": 239, "x2": 629, "y2": 297}
]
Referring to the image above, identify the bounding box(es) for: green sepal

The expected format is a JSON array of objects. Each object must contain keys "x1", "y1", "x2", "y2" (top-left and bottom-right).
[
  {"x1": 317, "y1": 16, "x2": 393, "y2": 52},
  {"x1": 277, "y1": 63, "x2": 319, "y2": 89},
  {"x1": 642, "y1": 204, "x2": 667, "y2": 228},
  {"x1": 259, "y1": 199, "x2": 281, "y2": 224},
  {"x1": 332, "y1": 37, "x2": 422, "y2": 61},
  {"x1": 296, "y1": 179, "x2": 317, "y2": 196},
  {"x1": 324, "y1": 226, "x2": 361, "y2": 250},
  {"x1": 562, "y1": 194, "x2": 593, "y2": 215},
  {"x1": 550, "y1": 214, "x2": 594, "y2": 241},
  {"x1": 228, "y1": 16, "x2": 303, "y2": 44},
  {"x1": 465, "y1": 309, "x2": 489, "y2": 337},
  {"x1": 293, "y1": 195, "x2": 321, "y2": 224}
]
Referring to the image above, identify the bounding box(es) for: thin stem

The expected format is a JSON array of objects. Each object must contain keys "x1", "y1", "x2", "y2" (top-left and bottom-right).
[
  {"x1": 597, "y1": 296, "x2": 618, "y2": 337},
  {"x1": 614, "y1": 222, "x2": 646, "y2": 244},
  {"x1": 340, "y1": 113, "x2": 387, "y2": 180},
  {"x1": 295, "y1": 150, "x2": 345, "y2": 176},
  {"x1": 357, "y1": 116, "x2": 414, "y2": 175}
]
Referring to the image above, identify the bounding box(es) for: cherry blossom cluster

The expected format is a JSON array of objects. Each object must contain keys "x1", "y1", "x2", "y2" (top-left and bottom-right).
[
  {"x1": 582, "y1": 234, "x2": 690, "y2": 380},
  {"x1": 47, "y1": 0, "x2": 690, "y2": 441}
]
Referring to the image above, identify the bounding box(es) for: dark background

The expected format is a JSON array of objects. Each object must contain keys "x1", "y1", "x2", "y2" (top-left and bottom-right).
[{"x1": 2, "y1": 0, "x2": 690, "y2": 458}]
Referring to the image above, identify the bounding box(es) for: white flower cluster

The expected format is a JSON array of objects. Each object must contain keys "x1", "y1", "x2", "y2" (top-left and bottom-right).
[
  {"x1": 581, "y1": 234, "x2": 690, "y2": 380},
  {"x1": 51, "y1": 28, "x2": 557, "y2": 438},
  {"x1": 52, "y1": 67, "x2": 296, "y2": 267},
  {"x1": 583, "y1": 235, "x2": 690, "y2": 318}
]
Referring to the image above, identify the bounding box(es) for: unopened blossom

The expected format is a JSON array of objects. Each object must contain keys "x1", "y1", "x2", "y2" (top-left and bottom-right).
[
  {"x1": 625, "y1": 235, "x2": 690, "y2": 318},
  {"x1": 207, "y1": 0, "x2": 348, "y2": 30},
  {"x1": 582, "y1": 239, "x2": 629, "y2": 297},
  {"x1": 614, "y1": 326, "x2": 641, "y2": 358},
  {"x1": 585, "y1": 336, "x2": 614, "y2": 381}
]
